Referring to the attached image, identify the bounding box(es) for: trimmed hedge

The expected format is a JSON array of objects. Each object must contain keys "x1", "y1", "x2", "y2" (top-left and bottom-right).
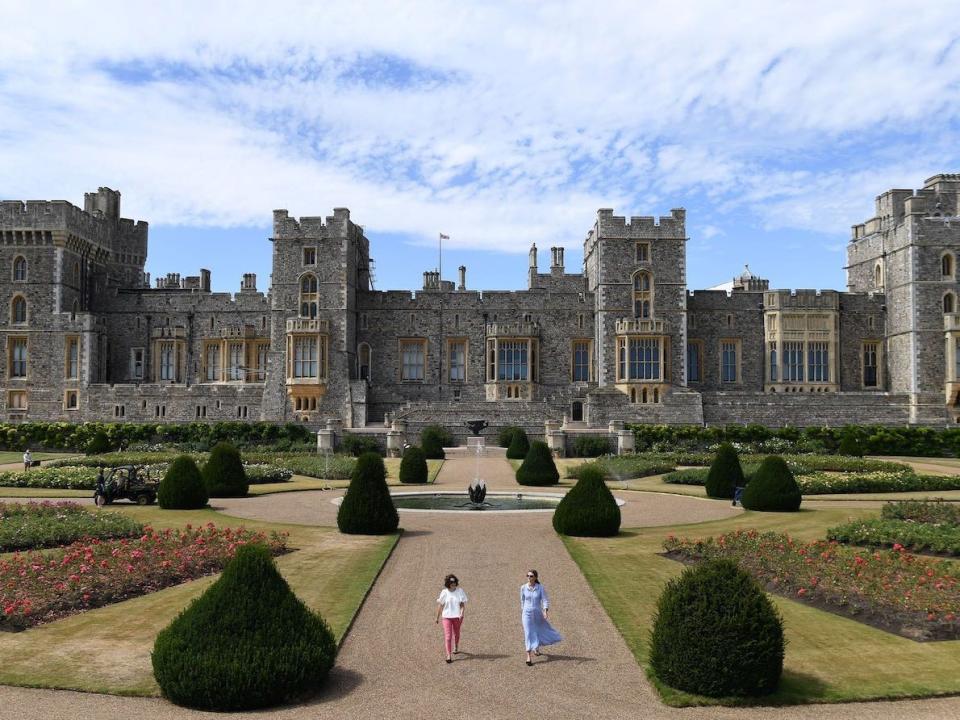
[
  {"x1": 741, "y1": 456, "x2": 802, "y2": 512},
  {"x1": 86, "y1": 431, "x2": 112, "y2": 455},
  {"x1": 705, "y1": 443, "x2": 744, "y2": 499},
  {"x1": 340, "y1": 434, "x2": 382, "y2": 457},
  {"x1": 506, "y1": 428, "x2": 530, "y2": 460},
  {"x1": 649, "y1": 558, "x2": 784, "y2": 698},
  {"x1": 421, "y1": 425, "x2": 452, "y2": 460},
  {"x1": 152, "y1": 543, "x2": 336, "y2": 711},
  {"x1": 516, "y1": 441, "x2": 560, "y2": 486},
  {"x1": 567, "y1": 456, "x2": 675, "y2": 481},
  {"x1": 158, "y1": 456, "x2": 208, "y2": 510},
  {"x1": 202, "y1": 443, "x2": 249, "y2": 498},
  {"x1": 571, "y1": 436, "x2": 610, "y2": 458},
  {"x1": 552, "y1": 466, "x2": 620, "y2": 536},
  {"x1": 826, "y1": 518, "x2": 960, "y2": 556},
  {"x1": 398, "y1": 446, "x2": 428, "y2": 484},
  {"x1": 498, "y1": 426, "x2": 525, "y2": 448},
  {"x1": 337, "y1": 453, "x2": 399, "y2": 534}
]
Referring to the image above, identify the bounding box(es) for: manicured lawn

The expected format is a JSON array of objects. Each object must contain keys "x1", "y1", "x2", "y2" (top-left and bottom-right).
[
  {"x1": 0, "y1": 487, "x2": 90, "y2": 498},
  {"x1": 0, "y1": 452, "x2": 76, "y2": 466},
  {"x1": 384, "y1": 458, "x2": 444, "y2": 483},
  {"x1": 0, "y1": 504, "x2": 397, "y2": 696},
  {"x1": 563, "y1": 507, "x2": 960, "y2": 706}
]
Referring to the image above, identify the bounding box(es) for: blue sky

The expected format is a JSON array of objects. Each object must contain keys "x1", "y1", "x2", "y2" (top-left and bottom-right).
[{"x1": 2, "y1": 1, "x2": 960, "y2": 293}]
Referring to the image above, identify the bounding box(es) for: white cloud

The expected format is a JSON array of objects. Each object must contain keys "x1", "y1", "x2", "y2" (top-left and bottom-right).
[{"x1": 0, "y1": 0, "x2": 959, "y2": 263}]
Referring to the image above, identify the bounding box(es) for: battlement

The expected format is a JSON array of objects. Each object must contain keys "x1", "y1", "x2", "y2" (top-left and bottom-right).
[
  {"x1": 764, "y1": 289, "x2": 840, "y2": 310},
  {"x1": 852, "y1": 174, "x2": 960, "y2": 240},
  {"x1": 272, "y1": 208, "x2": 352, "y2": 239},
  {"x1": 594, "y1": 207, "x2": 686, "y2": 236}
]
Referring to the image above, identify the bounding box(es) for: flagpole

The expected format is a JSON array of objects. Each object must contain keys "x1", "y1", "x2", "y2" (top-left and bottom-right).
[{"x1": 438, "y1": 232, "x2": 442, "y2": 282}]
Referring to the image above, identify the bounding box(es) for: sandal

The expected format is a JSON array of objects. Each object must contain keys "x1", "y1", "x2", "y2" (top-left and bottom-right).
[
  {"x1": 526, "y1": 660, "x2": 532, "y2": 666},
  {"x1": 446, "y1": 658, "x2": 452, "y2": 664}
]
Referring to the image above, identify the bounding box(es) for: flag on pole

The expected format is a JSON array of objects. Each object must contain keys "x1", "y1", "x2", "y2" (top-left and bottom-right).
[
  {"x1": 439, "y1": 233, "x2": 449, "y2": 278},
  {"x1": 439, "y1": 233, "x2": 449, "y2": 240}
]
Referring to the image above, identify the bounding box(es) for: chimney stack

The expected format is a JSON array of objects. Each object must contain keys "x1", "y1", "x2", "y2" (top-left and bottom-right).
[
  {"x1": 200, "y1": 269, "x2": 211, "y2": 292},
  {"x1": 458, "y1": 265, "x2": 466, "y2": 290}
]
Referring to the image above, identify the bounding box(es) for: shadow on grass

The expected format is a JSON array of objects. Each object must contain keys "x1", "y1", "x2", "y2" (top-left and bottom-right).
[{"x1": 654, "y1": 668, "x2": 831, "y2": 707}]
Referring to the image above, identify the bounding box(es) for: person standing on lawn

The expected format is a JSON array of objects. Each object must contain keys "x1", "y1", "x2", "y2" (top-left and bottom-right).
[
  {"x1": 22, "y1": 449, "x2": 32, "y2": 471},
  {"x1": 435, "y1": 574, "x2": 468, "y2": 663},
  {"x1": 521, "y1": 569, "x2": 562, "y2": 665}
]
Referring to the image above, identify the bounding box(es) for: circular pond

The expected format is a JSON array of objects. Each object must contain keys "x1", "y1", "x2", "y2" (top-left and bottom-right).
[{"x1": 392, "y1": 492, "x2": 561, "y2": 512}]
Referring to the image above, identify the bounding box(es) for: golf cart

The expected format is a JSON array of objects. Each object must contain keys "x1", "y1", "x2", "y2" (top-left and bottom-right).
[{"x1": 93, "y1": 465, "x2": 158, "y2": 506}]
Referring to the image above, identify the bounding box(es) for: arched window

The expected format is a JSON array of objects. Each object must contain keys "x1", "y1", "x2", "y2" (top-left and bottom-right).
[
  {"x1": 945, "y1": 292, "x2": 956, "y2": 314},
  {"x1": 943, "y1": 253, "x2": 955, "y2": 279},
  {"x1": 874, "y1": 263, "x2": 883, "y2": 288},
  {"x1": 11, "y1": 295, "x2": 27, "y2": 324},
  {"x1": 12, "y1": 256, "x2": 26, "y2": 282},
  {"x1": 299, "y1": 274, "x2": 318, "y2": 319},
  {"x1": 71, "y1": 299, "x2": 78, "y2": 321},
  {"x1": 632, "y1": 271, "x2": 653, "y2": 318}
]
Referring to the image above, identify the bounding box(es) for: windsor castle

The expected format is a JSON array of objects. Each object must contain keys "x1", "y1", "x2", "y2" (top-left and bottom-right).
[{"x1": 3, "y1": 176, "x2": 960, "y2": 440}]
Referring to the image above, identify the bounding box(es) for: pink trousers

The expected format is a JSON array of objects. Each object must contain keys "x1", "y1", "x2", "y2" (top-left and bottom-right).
[{"x1": 442, "y1": 617, "x2": 463, "y2": 654}]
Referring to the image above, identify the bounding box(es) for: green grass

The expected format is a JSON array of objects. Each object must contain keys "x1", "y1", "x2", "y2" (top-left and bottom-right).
[
  {"x1": 0, "y1": 504, "x2": 397, "y2": 696},
  {"x1": 0, "y1": 452, "x2": 75, "y2": 465},
  {"x1": 563, "y1": 507, "x2": 960, "y2": 706}
]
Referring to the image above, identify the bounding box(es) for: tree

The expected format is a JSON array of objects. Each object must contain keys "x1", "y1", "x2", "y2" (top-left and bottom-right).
[
  {"x1": 337, "y1": 452, "x2": 399, "y2": 533},
  {"x1": 202, "y1": 442, "x2": 249, "y2": 498},
  {"x1": 741, "y1": 455, "x2": 802, "y2": 512},
  {"x1": 705, "y1": 443, "x2": 745, "y2": 499},
  {"x1": 158, "y1": 456, "x2": 208, "y2": 509},
  {"x1": 552, "y1": 465, "x2": 620, "y2": 536}
]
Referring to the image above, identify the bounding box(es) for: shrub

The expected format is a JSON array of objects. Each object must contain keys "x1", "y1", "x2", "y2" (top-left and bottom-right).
[
  {"x1": 201, "y1": 442, "x2": 249, "y2": 498},
  {"x1": 649, "y1": 558, "x2": 784, "y2": 698},
  {"x1": 398, "y1": 445, "x2": 428, "y2": 484},
  {"x1": 516, "y1": 441, "x2": 559, "y2": 486},
  {"x1": 571, "y1": 435, "x2": 610, "y2": 458},
  {"x1": 340, "y1": 434, "x2": 382, "y2": 457},
  {"x1": 568, "y1": 455, "x2": 675, "y2": 481},
  {"x1": 506, "y1": 428, "x2": 530, "y2": 459},
  {"x1": 705, "y1": 443, "x2": 745, "y2": 499},
  {"x1": 158, "y1": 456, "x2": 208, "y2": 510},
  {"x1": 86, "y1": 430, "x2": 112, "y2": 455},
  {"x1": 838, "y1": 427, "x2": 865, "y2": 457},
  {"x1": 337, "y1": 453, "x2": 399, "y2": 534},
  {"x1": 152, "y1": 543, "x2": 335, "y2": 711},
  {"x1": 741, "y1": 456, "x2": 802, "y2": 512},
  {"x1": 498, "y1": 426, "x2": 524, "y2": 448},
  {"x1": 882, "y1": 499, "x2": 960, "y2": 526},
  {"x1": 421, "y1": 425, "x2": 452, "y2": 459},
  {"x1": 552, "y1": 466, "x2": 620, "y2": 536},
  {"x1": 0, "y1": 501, "x2": 143, "y2": 551},
  {"x1": 827, "y1": 518, "x2": 960, "y2": 556}
]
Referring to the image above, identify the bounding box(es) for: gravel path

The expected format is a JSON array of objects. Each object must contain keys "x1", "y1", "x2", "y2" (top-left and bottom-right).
[{"x1": 4, "y1": 453, "x2": 960, "y2": 719}]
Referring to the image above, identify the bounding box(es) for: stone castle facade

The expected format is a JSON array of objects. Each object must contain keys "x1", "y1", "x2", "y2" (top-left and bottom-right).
[{"x1": 3, "y1": 175, "x2": 960, "y2": 437}]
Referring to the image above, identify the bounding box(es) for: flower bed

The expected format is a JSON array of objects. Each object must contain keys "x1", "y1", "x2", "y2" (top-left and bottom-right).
[
  {"x1": 242, "y1": 464, "x2": 292, "y2": 484},
  {"x1": 0, "y1": 501, "x2": 143, "y2": 552},
  {"x1": 883, "y1": 499, "x2": 960, "y2": 525},
  {"x1": 566, "y1": 456, "x2": 675, "y2": 481},
  {"x1": 655, "y1": 453, "x2": 907, "y2": 473},
  {"x1": 244, "y1": 453, "x2": 356, "y2": 480},
  {"x1": 663, "y1": 530, "x2": 960, "y2": 641},
  {"x1": 1, "y1": 524, "x2": 288, "y2": 631},
  {"x1": 827, "y1": 519, "x2": 960, "y2": 556},
  {"x1": 663, "y1": 467, "x2": 960, "y2": 495},
  {"x1": 0, "y1": 463, "x2": 290, "y2": 489}
]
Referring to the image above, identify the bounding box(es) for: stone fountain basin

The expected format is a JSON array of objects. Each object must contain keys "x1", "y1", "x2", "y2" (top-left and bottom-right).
[{"x1": 331, "y1": 491, "x2": 625, "y2": 513}]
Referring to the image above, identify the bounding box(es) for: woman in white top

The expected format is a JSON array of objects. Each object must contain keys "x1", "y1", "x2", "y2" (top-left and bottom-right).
[{"x1": 435, "y1": 574, "x2": 468, "y2": 663}]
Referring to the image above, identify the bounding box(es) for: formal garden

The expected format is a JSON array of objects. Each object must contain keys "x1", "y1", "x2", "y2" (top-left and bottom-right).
[{"x1": 1, "y1": 421, "x2": 959, "y2": 711}]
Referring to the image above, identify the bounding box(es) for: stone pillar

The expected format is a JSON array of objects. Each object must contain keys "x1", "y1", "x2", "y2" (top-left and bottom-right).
[
  {"x1": 316, "y1": 429, "x2": 334, "y2": 453},
  {"x1": 617, "y1": 429, "x2": 635, "y2": 455},
  {"x1": 608, "y1": 420, "x2": 624, "y2": 433},
  {"x1": 386, "y1": 418, "x2": 408, "y2": 458},
  {"x1": 546, "y1": 420, "x2": 566, "y2": 458}
]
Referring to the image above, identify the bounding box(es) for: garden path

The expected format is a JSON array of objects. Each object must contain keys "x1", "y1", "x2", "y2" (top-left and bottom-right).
[{"x1": 4, "y1": 453, "x2": 960, "y2": 719}]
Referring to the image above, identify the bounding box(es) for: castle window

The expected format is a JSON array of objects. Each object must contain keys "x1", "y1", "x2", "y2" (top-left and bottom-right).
[
  {"x1": 65, "y1": 336, "x2": 80, "y2": 380},
  {"x1": 293, "y1": 337, "x2": 320, "y2": 378},
  {"x1": 400, "y1": 338, "x2": 427, "y2": 381},
  {"x1": 632, "y1": 271, "x2": 652, "y2": 319},
  {"x1": 524, "y1": 313, "x2": 532, "y2": 323},
  {"x1": 158, "y1": 342, "x2": 176, "y2": 381},
  {"x1": 7, "y1": 390, "x2": 27, "y2": 411},
  {"x1": 131, "y1": 348, "x2": 144, "y2": 380},
  {"x1": 12, "y1": 256, "x2": 26, "y2": 282},
  {"x1": 9, "y1": 337, "x2": 27, "y2": 378},
  {"x1": 768, "y1": 341, "x2": 778, "y2": 382},
  {"x1": 572, "y1": 339, "x2": 591, "y2": 382},
  {"x1": 64, "y1": 390, "x2": 79, "y2": 410},
  {"x1": 945, "y1": 292, "x2": 956, "y2": 314},
  {"x1": 687, "y1": 341, "x2": 702, "y2": 383},
  {"x1": 874, "y1": 263, "x2": 883, "y2": 288},
  {"x1": 358, "y1": 343, "x2": 371, "y2": 381},
  {"x1": 299, "y1": 274, "x2": 318, "y2": 319},
  {"x1": 204, "y1": 342, "x2": 221, "y2": 381},
  {"x1": 720, "y1": 339, "x2": 739, "y2": 383},
  {"x1": 498, "y1": 340, "x2": 528, "y2": 381},
  {"x1": 807, "y1": 341, "x2": 829, "y2": 382},
  {"x1": 783, "y1": 341, "x2": 804, "y2": 382},
  {"x1": 254, "y1": 342, "x2": 269, "y2": 382},
  {"x1": 863, "y1": 342, "x2": 879, "y2": 388},
  {"x1": 578, "y1": 313, "x2": 584, "y2": 330},
  {"x1": 73, "y1": 262, "x2": 80, "y2": 286},
  {"x1": 71, "y1": 300, "x2": 78, "y2": 321},
  {"x1": 617, "y1": 337, "x2": 662, "y2": 381},
  {"x1": 448, "y1": 339, "x2": 467, "y2": 382},
  {"x1": 361, "y1": 313, "x2": 368, "y2": 330},
  {"x1": 943, "y1": 253, "x2": 955, "y2": 279},
  {"x1": 11, "y1": 296, "x2": 27, "y2": 324},
  {"x1": 303, "y1": 247, "x2": 317, "y2": 266},
  {"x1": 636, "y1": 242, "x2": 650, "y2": 263},
  {"x1": 228, "y1": 342, "x2": 244, "y2": 381},
  {"x1": 210, "y1": 317, "x2": 215, "y2": 330}
]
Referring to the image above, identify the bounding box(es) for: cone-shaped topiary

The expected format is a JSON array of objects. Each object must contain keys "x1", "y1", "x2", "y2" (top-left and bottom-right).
[
  {"x1": 337, "y1": 452, "x2": 399, "y2": 533},
  {"x1": 506, "y1": 427, "x2": 530, "y2": 459},
  {"x1": 516, "y1": 440, "x2": 560, "y2": 486},
  {"x1": 158, "y1": 456, "x2": 208, "y2": 509},
  {"x1": 498, "y1": 425, "x2": 523, "y2": 448},
  {"x1": 86, "y1": 430, "x2": 111, "y2": 455},
  {"x1": 202, "y1": 442, "x2": 249, "y2": 498},
  {"x1": 420, "y1": 425, "x2": 450, "y2": 459},
  {"x1": 705, "y1": 443, "x2": 745, "y2": 499},
  {"x1": 152, "y1": 543, "x2": 337, "y2": 711},
  {"x1": 741, "y1": 455, "x2": 802, "y2": 512},
  {"x1": 552, "y1": 465, "x2": 620, "y2": 536},
  {"x1": 650, "y1": 558, "x2": 784, "y2": 698},
  {"x1": 398, "y1": 445, "x2": 428, "y2": 484}
]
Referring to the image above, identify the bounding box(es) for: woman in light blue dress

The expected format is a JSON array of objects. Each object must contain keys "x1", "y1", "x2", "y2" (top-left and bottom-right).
[{"x1": 520, "y1": 569, "x2": 562, "y2": 665}]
